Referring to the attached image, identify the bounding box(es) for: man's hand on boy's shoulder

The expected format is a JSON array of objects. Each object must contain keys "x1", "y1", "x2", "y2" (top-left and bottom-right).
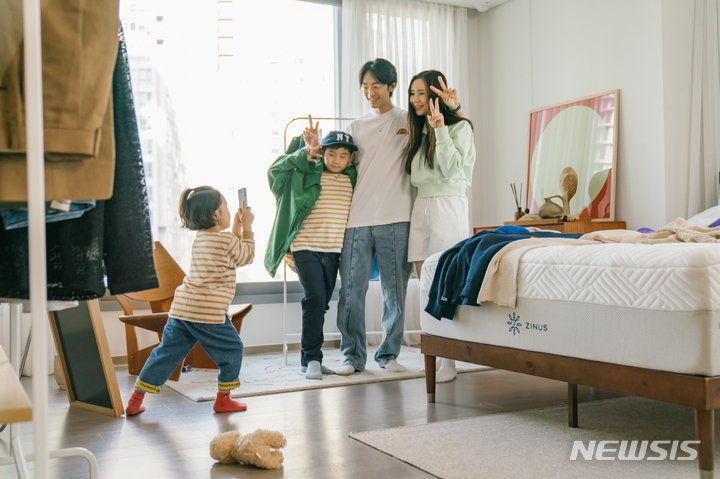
[{"x1": 306, "y1": 144, "x2": 323, "y2": 162}]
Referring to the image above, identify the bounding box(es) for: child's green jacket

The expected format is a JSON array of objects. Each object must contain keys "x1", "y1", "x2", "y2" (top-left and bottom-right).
[{"x1": 264, "y1": 148, "x2": 357, "y2": 277}]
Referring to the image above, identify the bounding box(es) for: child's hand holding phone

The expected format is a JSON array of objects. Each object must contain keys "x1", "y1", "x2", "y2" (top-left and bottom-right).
[{"x1": 236, "y1": 188, "x2": 253, "y2": 235}]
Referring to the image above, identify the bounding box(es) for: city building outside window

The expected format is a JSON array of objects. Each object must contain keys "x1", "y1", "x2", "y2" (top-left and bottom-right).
[{"x1": 120, "y1": 0, "x2": 339, "y2": 282}]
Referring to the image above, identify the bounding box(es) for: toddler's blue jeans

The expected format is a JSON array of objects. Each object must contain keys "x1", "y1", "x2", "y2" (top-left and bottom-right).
[{"x1": 134, "y1": 316, "x2": 243, "y2": 393}]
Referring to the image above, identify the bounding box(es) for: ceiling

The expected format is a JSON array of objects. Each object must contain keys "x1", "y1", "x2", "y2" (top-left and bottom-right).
[
  {"x1": 309, "y1": 0, "x2": 513, "y2": 13},
  {"x1": 422, "y1": 0, "x2": 512, "y2": 12}
]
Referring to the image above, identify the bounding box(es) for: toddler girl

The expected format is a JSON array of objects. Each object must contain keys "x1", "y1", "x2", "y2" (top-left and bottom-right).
[{"x1": 126, "y1": 185, "x2": 255, "y2": 415}]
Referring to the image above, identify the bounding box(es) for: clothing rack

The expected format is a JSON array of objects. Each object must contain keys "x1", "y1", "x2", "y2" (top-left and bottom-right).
[
  {"x1": 280, "y1": 117, "x2": 422, "y2": 364},
  {"x1": 0, "y1": 2, "x2": 99, "y2": 477}
]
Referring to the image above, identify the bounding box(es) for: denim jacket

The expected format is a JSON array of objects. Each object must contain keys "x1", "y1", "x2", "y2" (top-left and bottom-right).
[{"x1": 264, "y1": 147, "x2": 357, "y2": 277}]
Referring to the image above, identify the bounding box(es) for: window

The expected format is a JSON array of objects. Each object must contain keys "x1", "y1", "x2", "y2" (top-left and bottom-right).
[
  {"x1": 134, "y1": 91, "x2": 152, "y2": 107},
  {"x1": 120, "y1": 0, "x2": 339, "y2": 280},
  {"x1": 135, "y1": 68, "x2": 152, "y2": 82},
  {"x1": 217, "y1": 37, "x2": 234, "y2": 56},
  {"x1": 217, "y1": 18, "x2": 233, "y2": 36}
]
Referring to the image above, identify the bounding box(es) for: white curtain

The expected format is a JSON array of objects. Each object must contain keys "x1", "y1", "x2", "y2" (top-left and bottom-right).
[
  {"x1": 340, "y1": 0, "x2": 469, "y2": 120},
  {"x1": 687, "y1": 0, "x2": 720, "y2": 215},
  {"x1": 340, "y1": 0, "x2": 469, "y2": 347}
]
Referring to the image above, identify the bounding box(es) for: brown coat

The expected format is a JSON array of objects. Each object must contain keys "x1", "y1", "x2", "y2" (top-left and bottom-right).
[{"x1": 0, "y1": 0, "x2": 120, "y2": 201}]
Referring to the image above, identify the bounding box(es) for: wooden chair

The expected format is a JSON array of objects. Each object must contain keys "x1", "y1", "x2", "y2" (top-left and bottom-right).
[{"x1": 115, "y1": 241, "x2": 252, "y2": 381}]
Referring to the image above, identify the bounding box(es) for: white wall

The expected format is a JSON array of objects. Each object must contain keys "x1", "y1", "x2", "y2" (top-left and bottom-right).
[
  {"x1": 0, "y1": 303, "x2": 60, "y2": 376},
  {"x1": 469, "y1": 0, "x2": 696, "y2": 230}
]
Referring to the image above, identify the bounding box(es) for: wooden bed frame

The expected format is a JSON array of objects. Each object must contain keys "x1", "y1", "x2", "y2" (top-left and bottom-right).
[{"x1": 422, "y1": 333, "x2": 720, "y2": 478}]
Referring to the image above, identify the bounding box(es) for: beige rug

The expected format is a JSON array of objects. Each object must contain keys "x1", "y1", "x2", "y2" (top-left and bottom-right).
[
  {"x1": 350, "y1": 396, "x2": 719, "y2": 479},
  {"x1": 165, "y1": 346, "x2": 489, "y2": 401}
]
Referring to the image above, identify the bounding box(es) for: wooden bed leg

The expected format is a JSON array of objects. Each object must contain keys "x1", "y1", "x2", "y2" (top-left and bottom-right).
[
  {"x1": 694, "y1": 408, "x2": 714, "y2": 478},
  {"x1": 568, "y1": 383, "x2": 578, "y2": 428},
  {"x1": 424, "y1": 354, "x2": 436, "y2": 403}
]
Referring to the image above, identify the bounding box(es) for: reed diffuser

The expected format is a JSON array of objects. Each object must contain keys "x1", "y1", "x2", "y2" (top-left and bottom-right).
[{"x1": 511, "y1": 183, "x2": 524, "y2": 221}]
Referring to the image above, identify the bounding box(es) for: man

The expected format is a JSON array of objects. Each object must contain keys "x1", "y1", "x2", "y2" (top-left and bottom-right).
[{"x1": 335, "y1": 58, "x2": 413, "y2": 375}]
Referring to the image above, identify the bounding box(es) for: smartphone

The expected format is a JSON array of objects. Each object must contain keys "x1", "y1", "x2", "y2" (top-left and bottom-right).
[{"x1": 237, "y1": 188, "x2": 248, "y2": 209}]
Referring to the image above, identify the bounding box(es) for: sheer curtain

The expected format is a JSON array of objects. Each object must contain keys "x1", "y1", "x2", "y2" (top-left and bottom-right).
[
  {"x1": 340, "y1": 0, "x2": 469, "y2": 120},
  {"x1": 687, "y1": 0, "x2": 720, "y2": 215},
  {"x1": 339, "y1": 0, "x2": 469, "y2": 346}
]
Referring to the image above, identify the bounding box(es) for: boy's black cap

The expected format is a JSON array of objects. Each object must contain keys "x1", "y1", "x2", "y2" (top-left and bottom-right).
[{"x1": 321, "y1": 131, "x2": 358, "y2": 152}]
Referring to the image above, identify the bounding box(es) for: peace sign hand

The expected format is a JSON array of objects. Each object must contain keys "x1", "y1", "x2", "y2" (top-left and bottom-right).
[
  {"x1": 426, "y1": 97, "x2": 445, "y2": 129},
  {"x1": 429, "y1": 76, "x2": 460, "y2": 110},
  {"x1": 303, "y1": 114, "x2": 320, "y2": 148}
]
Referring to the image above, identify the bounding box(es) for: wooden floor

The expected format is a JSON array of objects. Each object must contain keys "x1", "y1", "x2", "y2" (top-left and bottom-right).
[{"x1": 0, "y1": 364, "x2": 621, "y2": 479}]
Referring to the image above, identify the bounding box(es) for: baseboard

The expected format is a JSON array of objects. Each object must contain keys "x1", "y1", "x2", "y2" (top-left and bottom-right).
[
  {"x1": 112, "y1": 356, "x2": 128, "y2": 366},
  {"x1": 111, "y1": 339, "x2": 343, "y2": 365}
]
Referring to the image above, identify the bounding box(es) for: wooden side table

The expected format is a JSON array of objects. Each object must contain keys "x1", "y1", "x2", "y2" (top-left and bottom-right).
[{"x1": 474, "y1": 219, "x2": 627, "y2": 235}]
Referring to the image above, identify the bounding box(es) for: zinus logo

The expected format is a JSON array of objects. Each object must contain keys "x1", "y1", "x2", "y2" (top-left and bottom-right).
[
  {"x1": 507, "y1": 313, "x2": 521, "y2": 335},
  {"x1": 570, "y1": 440, "x2": 699, "y2": 461},
  {"x1": 507, "y1": 313, "x2": 548, "y2": 334}
]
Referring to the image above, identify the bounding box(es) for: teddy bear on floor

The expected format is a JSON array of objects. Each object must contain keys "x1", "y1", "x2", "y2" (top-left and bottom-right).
[{"x1": 209, "y1": 429, "x2": 287, "y2": 469}]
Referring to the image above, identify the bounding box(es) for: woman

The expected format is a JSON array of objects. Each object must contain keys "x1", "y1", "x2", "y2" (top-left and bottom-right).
[{"x1": 404, "y1": 70, "x2": 476, "y2": 382}]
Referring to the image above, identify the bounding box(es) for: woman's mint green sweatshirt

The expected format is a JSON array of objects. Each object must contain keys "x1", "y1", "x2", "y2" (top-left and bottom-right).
[{"x1": 410, "y1": 121, "x2": 476, "y2": 198}]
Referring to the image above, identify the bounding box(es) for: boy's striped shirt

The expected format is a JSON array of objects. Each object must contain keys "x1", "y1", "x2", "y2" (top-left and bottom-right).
[
  {"x1": 169, "y1": 230, "x2": 254, "y2": 324},
  {"x1": 291, "y1": 171, "x2": 353, "y2": 253}
]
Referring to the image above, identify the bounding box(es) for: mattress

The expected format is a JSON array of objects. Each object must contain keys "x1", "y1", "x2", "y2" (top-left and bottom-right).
[{"x1": 420, "y1": 242, "x2": 720, "y2": 376}]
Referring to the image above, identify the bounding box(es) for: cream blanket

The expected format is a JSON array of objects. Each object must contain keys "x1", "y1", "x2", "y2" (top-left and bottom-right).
[
  {"x1": 476, "y1": 218, "x2": 720, "y2": 307},
  {"x1": 583, "y1": 217, "x2": 720, "y2": 244}
]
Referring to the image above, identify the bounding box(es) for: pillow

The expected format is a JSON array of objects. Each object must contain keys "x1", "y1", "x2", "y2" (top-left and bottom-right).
[{"x1": 687, "y1": 205, "x2": 720, "y2": 227}]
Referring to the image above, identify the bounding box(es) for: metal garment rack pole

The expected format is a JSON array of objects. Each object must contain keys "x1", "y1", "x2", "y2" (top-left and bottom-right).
[
  {"x1": 280, "y1": 117, "x2": 421, "y2": 365},
  {"x1": 0, "y1": 2, "x2": 100, "y2": 477},
  {"x1": 24, "y1": 0, "x2": 50, "y2": 474}
]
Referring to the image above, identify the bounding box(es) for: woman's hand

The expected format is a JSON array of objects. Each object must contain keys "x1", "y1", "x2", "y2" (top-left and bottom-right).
[
  {"x1": 426, "y1": 97, "x2": 445, "y2": 129},
  {"x1": 302, "y1": 114, "x2": 320, "y2": 148},
  {"x1": 430, "y1": 76, "x2": 460, "y2": 111}
]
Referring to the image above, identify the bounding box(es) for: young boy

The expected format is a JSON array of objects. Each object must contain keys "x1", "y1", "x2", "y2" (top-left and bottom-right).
[{"x1": 265, "y1": 124, "x2": 358, "y2": 379}]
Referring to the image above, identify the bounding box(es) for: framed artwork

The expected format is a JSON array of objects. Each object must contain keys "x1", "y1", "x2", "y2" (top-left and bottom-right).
[{"x1": 526, "y1": 90, "x2": 619, "y2": 220}]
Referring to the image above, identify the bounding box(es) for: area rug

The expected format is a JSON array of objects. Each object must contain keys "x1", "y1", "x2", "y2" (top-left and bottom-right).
[
  {"x1": 349, "y1": 396, "x2": 720, "y2": 479},
  {"x1": 165, "y1": 346, "x2": 489, "y2": 401}
]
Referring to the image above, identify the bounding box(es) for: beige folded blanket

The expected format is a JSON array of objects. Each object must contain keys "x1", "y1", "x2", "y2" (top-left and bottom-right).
[
  {"x1": 477, "y1": 218, "x2": 720, "y2": 308},
  {"x1": 477, "y1": 238, "x2": 600, "y2": 307}
]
